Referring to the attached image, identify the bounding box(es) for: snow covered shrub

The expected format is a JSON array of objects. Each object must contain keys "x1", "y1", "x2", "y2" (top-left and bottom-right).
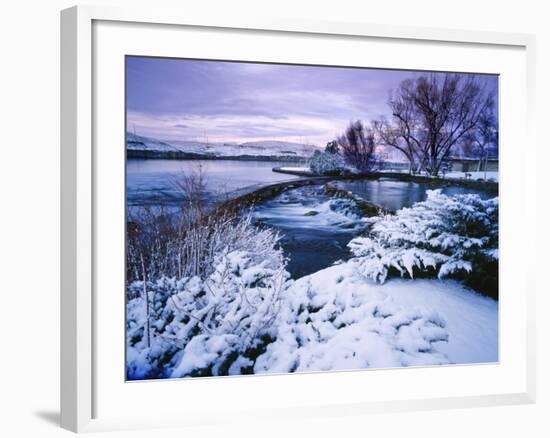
[
  {"x1": 127, "y1": 205, "x2": 284, "y2": 283},
  {"x1": 126, "y1": 212, "x2": 291, "y2": 379},
  {"x1": 254, "y1": 263, "x2": 450, "y2": 373},
  {"x1": 309, "y1": 150, "x2": 346, "y2": 175},
  {"x1": 348, "y1": 190, "x2": 498, "y2": 297}
]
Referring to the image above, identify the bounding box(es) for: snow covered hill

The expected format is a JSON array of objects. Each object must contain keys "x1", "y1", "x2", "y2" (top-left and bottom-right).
[
  {"x1": 127, "y1": 133, "x2": 182, "y2": 154},
  {"x1": 127, "y1": 132, "x2": 319, "y2": 161}
]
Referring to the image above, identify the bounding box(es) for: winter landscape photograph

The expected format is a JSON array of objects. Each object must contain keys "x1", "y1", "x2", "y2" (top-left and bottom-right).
[{"x1": 125, "y1": 56, "x2": 499, "y2": 380}]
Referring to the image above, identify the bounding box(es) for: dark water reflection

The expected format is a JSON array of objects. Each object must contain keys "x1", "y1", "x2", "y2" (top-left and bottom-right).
[{"x1": 335, "y1": 178, "x2": 494, "y2": 211}]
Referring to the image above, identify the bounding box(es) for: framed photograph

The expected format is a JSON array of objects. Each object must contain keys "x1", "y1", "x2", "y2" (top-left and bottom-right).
[{"x1": 61, "y1": 5, "x2": 536, "y2": 432}]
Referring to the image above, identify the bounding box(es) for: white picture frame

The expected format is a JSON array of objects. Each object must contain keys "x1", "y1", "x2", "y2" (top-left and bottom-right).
[{"x1": 60, "y1": 4, "x2": 537, "y2": 433}]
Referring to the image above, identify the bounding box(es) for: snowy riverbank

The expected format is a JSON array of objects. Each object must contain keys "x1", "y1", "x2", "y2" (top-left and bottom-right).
[{"x1": 258, "y1": 262, "x2": 498, "y2": 373}]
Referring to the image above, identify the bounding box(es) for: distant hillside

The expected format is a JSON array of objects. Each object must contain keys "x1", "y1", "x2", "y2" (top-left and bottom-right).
[{"x1": 127, "y1": 133, "x2": 319, "y2": 161}]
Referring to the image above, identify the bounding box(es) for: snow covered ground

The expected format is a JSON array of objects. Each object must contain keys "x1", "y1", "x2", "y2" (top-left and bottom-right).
[
  {"x1": 444, "y1": 171, "x2": 498, "y2": 182},
  {"x1": 377, "y1": 169, "x2": 500, "y2": 182},
  {"x1": 127, "y1": 256, "x2": 498, "y2": 379},
  {"x1": 255, "y1": 262, "x2": 497, "y2": 374}
]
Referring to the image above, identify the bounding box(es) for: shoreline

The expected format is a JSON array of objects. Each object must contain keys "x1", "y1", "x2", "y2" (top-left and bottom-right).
[
  {"x1": 273, "y1": 166, "x2": 499, "y2": 193},
  {"x1": 127, "y1": 150, "x2": 310, "y2": 163}
]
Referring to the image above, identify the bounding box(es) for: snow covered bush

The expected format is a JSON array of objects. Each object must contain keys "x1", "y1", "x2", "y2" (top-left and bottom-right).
[
  {"x1": 126, "y1": 215, "x2": 290, "y2": 379},
  {"x1": 348, "y1": 190, "x2": 498, "y2": 297},
  {"x1": 254, "y1": 263, "x2": 450, "y2": 373},
  {"x1": 309, "y1": 150, "x2": 346, "y2": 175},
  {"x1": 127, "y1": 205, "x2": 285, "y2": 282}
]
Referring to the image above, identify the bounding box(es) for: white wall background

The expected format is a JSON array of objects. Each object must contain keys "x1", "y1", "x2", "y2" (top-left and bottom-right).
[{"x1": 0, "y1": 1, "x2": 547, "y2": 437}]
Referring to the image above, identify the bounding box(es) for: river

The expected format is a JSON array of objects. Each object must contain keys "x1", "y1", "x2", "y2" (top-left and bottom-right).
[{"x1": 127, "y1": 158, "x2": 496, "y2": 279}]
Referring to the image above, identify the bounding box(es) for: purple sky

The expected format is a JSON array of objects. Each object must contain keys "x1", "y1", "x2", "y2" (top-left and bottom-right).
[{"x1": 126, "y1": 57, "x2": 498, "y2": 146}]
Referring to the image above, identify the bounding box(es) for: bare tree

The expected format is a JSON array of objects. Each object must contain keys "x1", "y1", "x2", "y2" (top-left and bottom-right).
[
  {"x1": 384, "y1": 74, "x2": 495, "y2": 176},
  {"x1": 337, "y1": 120, "x2": 379, "y2": 174},
  {"x1": 374, "y1": 118, "x2": 421, "y2": 174},
  {"x1": 462, "y1": 106, "x2": 498, "y2": 171}
]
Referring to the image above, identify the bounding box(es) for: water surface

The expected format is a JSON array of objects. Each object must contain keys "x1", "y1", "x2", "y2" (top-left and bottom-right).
[
  {"x1": 127, "y1": 159, "x2": 300, "y2": 207},
  {"x1": 253, "y1": 185, "x2": 366, "y2": 278},
  {"x1": 335, "y1": 178, "x2": 494, "y2": 211}
]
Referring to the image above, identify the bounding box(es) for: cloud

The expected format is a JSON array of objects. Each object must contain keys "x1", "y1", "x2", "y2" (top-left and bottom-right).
[
  {"x1": 126, "y1": 57, "x2": 498, "y2": 145},
  {"x1": 127, "y1": 111, "x2": 344, "y2": 145}
]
